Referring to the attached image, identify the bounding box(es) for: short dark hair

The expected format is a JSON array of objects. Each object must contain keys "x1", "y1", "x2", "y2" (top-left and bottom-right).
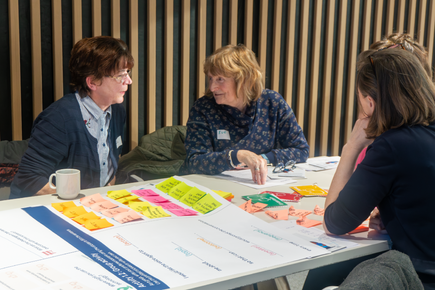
[
  {"x1": 69, "y1": 36, "x2": 134, "y2": 97},
  {"x1": 357, "y1": 48, "x2": 435, "y2": 138}
]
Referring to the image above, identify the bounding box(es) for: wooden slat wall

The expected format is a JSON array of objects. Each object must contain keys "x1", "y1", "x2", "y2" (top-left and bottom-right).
[{"x1": 4, "y1": 0, "x2": 435, "y2": 158}]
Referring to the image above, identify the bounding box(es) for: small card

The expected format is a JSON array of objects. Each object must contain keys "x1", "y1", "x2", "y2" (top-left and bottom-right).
[
  {"x1": 192, "y1": 194, "x2": 222, "y2": 214},
  {"x1": 131, "y1": 189, "x2": 159, "y2": 197},
  {"x1": 142, "y1": 206, "x2": 171, "y2": 219},
  {"x1": 84, "y1": 219, "x2": 114, "y2": 230},
  {"x1": 100, "y1": 207, "x2": 129, "y2": 218},
  {"x1": 167, "y1": 208, "x2": 198, "y2": 216},
  {"x1": 290, "y1": 185, "x2": 328, "y2": 196},
  {"x1": 313, "y1": 205, "x2": 325, "y2": 216},
  {"x1": 73, "y1": 212, "x2": 101, "y2": 225},
  {"x1": 63, "y1": 206, "x2": 88, "y2": 218},
  {"x1": 288, "y1": 206, "x2": 312, "y2": 217},
  {"x1": 168, "y1": 182, "x2": 193, "y2": 200},
  {"x1": 107, "y1": 189, "x2": 131, "y2": 200},
  {"x1": 90, "y1": 200, "x2": 118, "y2": 212},
  {"x1": 241, "y1": 193, "x2": 287, "y2": 207},
  {"x1": 160, "y1": 203, "x2": 185, "y2": 210},
  {"x1": 259, "y1": 191, "x2": 302, "y2": 202},
  {"x1": 115, "y1": 195, "x2": 140, "y2": 204},
  {"x1": 142, "y1": 195, "x2": 170, "y2": 203},
  {"x1": 51, "y1": 201, "x2": 77, "y2": 212},
  {"x1": 179, "y1": 187, "x2": 206, "y2": 207},
  {"x1": 128, "y1": 201, "x2": 152, "y2": 212},
  {"x1": 296, "y1": 217, "x2": 322, "y2": 228},
  {"x1": 156, "y1": 177, "x2": 182, "y2": 193},
  {"x1": 80, "y1": 193, "x2": 106, "y2": 207},
  {"x1": 113, "y1": 210, "x2": 143, "y2": 223}
]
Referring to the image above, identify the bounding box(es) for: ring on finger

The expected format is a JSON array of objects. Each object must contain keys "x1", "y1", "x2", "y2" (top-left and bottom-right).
[{"x1": 254, "y1": 167, "x2": 260, "y2": 171}]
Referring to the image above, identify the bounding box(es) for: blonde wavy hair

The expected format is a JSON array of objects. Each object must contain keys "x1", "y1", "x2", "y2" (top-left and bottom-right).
[{"x1": 203, "y1": 44, "x2": 264, "y2": 106}]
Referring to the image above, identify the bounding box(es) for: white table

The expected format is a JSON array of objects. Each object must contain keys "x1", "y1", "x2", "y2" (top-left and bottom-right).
[{"x1": 0, "y1": 170, "x2": 390, "y2": 290}]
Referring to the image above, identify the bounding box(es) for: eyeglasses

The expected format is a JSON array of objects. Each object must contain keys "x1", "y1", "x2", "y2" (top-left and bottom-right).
[
  {"x1": 106, "y1": 70, "x2": 132, "y2": 84},
  {"x1": 273, "y1": 160, "x2": 296, "y2": 173},
  {"x1": 369, "y1": 43, "x2": 406, "y2": 78}
]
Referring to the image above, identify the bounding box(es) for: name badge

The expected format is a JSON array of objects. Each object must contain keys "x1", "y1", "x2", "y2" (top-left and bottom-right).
[
  {"x1": 116, "y1": 136, "x2": 123, "y2": 148},
  {"x1": 217, "y1": 130, "x2": 230, "y2": 140}
]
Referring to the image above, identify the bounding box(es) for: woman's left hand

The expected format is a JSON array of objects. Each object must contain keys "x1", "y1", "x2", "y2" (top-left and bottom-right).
[{"x1": 237, "y1": 150, "x2": 268, "y2": 185}]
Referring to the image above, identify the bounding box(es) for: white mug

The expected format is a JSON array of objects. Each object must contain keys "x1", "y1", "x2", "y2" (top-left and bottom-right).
[{"x1": 49, "y1": 169, "x2": 81, "y2": 199}]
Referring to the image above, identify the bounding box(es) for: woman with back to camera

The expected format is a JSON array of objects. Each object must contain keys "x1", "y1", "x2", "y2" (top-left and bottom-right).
[
  {"x1": 323, "y1": 48, "x2": 435, "y2": 289},
  {"x1": 355, "y1": 33, "x2": 433, "y2": 168},
  {"x1": 180, "y1": 44, "x2": 309, "y2": 185}
]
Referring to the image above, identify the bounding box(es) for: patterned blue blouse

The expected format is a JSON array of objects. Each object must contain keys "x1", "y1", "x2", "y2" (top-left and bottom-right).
[{"x1": 180, "y1": 89, "x2": 309, "y2": 175}]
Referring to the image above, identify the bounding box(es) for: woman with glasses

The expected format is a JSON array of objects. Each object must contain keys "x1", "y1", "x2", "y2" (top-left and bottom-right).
[
  {"x1": 180, "y1": 44, "x2": 308, "y2": 185},
  {"x1": 10, "y1": 36, "x2": 133, "y2": 198},
  {"x1": 323, "y1": 48, "x2": 435, "y2": 289}
]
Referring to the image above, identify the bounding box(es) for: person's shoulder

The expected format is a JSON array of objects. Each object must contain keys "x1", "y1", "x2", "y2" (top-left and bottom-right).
[{"x1": 36, "y1": 93, "x2": 78, "y2": 121}]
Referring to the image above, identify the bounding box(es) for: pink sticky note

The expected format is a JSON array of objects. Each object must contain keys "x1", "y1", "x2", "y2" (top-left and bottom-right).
[
  {"x1": 113, "y1": 210, "x2": 143, "y2": 224},
  {"x1": 100, "y1": 207, "x2": 129, "y2": 218},
  {"x1": 296, "y1": 216, "x2": 322, "y2": 228},
  {"x1": 167, "y1": 208, "x2": 198, "y2": 216},
  {"x1": 80, "y1": 193, "x2": 106, "y2": 207},
  {"x1": 131, "y1": 189, "x2": 159, "y2": 197},
  {"x1": 289, "y1": 206, "x2": 312, "y2": 217},
  {"x1": 160, "y1": 203, "x2": 185, "y2": 210},
  {"x1": 90, "y1": 200, "x2": 118, "y2": 212},
  {"x1": 313, "y1": 205, "x2": 325, "y2": 216},
  {"x1": 142, "y1": 195, "x2": 170, "y2": 203},
  {"x1": 265, "y1": 209, "x2": 289, "y2": 220}
]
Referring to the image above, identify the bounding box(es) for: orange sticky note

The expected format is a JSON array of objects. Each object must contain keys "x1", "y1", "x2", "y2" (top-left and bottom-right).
[
  {"x1": 100, "y1": 207, "x2": 129, "y2": 218},
  {"x1": 251, "y1": 202, "x2": 267, "y2": 212},
  {"x1": 73, "y1": 212, "x2": 101, "y2": 225},
  {"x1": 289, "y1": 206, "x2": 312, "y2": 217},
  {"x1": 239, "y1": 199, "x2": 253, "y2": 212},
  {"x1": 313, "y1": 205, "x2": 325, "y2": 216},
  {"x1": 84, "y1": 219, "x2": 114, "y2": 230},
  {"x1": 51, "y1": 201, "x2": 77, "y2": 212},
  {"x1": 63, "y1": 206, "x2": 88, "y2": 218},
  {"x1": 296, "y1": 216, "x2": 322, "y2": 228},
  {"x1": 348, "y1": 225, "x2": 369, "y2": 234},
  {"x1": 113, "y1": 210, "x2": 143, "y2": 224},
  {"x1": 265, "y1": 209, "x2": 289, "y2": 220},
  {"x1": 90, "y1": 200, "x2": 118, "y2": 212},
  {"x1": 80, "y1": 193, "x2": 106, "y2": 207}
]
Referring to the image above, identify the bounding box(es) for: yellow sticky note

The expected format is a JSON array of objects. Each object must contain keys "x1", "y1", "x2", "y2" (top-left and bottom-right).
[
  {"x1": 290, "y1": 185, "x2": 328, "y2": 196},
  {"x1": 107, "y1": 189, "x2": 131, "y2": 200},
  {"x1": 115, "y1": 195, "x2": 140, "y2": 204},
  {"x1": 142, "y1": 206, "x2": 171, "y2": 219},
  {"x1": 84, "y1": 219, "x2": 114, "y2": 230},
  {"x1": 179, "y1": 187, "x2": 206, "y2": 207},
  {"x1": 168, "y1": 182, "x2": 192, "y2": 200},
  {"x1": 192, "y1": 194, "x2": 222, "y2": 214},
  {"x1": 73, "y1": 212, "x2": 101, "y2": 225},
  {"x1": 63, "y1": 206, "x2": 88, "y2": 218},
  {"x1": 212, "y1": 190, "x2": 232, "y2": 199},
  {"x1": 156, "y1": 177, "x2": 182, "y2": 193},
  {"x1": 51, "y1": 201, "x2": 77, "y2": 212},
  {"x1": 128, "y1": 201, "x2": 152, "y2": 212}
]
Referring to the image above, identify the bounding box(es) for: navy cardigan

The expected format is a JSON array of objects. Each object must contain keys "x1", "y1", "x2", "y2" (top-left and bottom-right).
[{"x1": 10, "y1": 93, "x2": 125, "y2": 198}]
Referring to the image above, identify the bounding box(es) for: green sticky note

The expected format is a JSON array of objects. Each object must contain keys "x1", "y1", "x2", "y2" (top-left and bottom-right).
[
  {"x1": 168, "y1": 182, "x2": 192, "y2": 200},
  {"x1": 193, "y1": 194, "x2": 222, "y2": 214},
  {"x1": 156, "y1": 177, "x2": 182, "y2": 193},
  {"x1": 241, "y1": 193, "x2": 287, "y2": 207},
  {"x1": 179, "y1": 187, "x2": 206, "y2": 207}
]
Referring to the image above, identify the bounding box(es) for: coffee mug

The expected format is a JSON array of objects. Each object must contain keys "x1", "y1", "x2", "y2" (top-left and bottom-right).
[{"x1": 49, "y1": 169, "x2": 81, "y2": 199}]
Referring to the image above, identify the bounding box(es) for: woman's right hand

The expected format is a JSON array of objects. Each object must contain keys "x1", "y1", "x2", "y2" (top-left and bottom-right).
[
  {"x1": 346, "y1": 117, "x2": 373, "y2": 152},
  {"x1": 237, "y1": 150, "x2": 268, "y2": 185}
]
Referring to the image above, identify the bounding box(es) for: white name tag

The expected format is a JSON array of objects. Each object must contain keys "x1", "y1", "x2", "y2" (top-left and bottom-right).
[
  {"x1": 217, "y1": 130, "x2": 231, "y2": 140},
  {"x1": 116, "y1": 136, "x2": 123, "y2": 148}
]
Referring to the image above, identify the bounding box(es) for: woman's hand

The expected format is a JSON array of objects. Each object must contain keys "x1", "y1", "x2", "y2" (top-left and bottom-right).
[
  {"x1": 346, "y1": 117, "x2": 374, "y2": 152},
  {"x1": 369, "y1": 208, "x2": 388, "y2": 234},
  {"x1": 237, "y1": 150, "x2": 268, "y2": 185}
]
